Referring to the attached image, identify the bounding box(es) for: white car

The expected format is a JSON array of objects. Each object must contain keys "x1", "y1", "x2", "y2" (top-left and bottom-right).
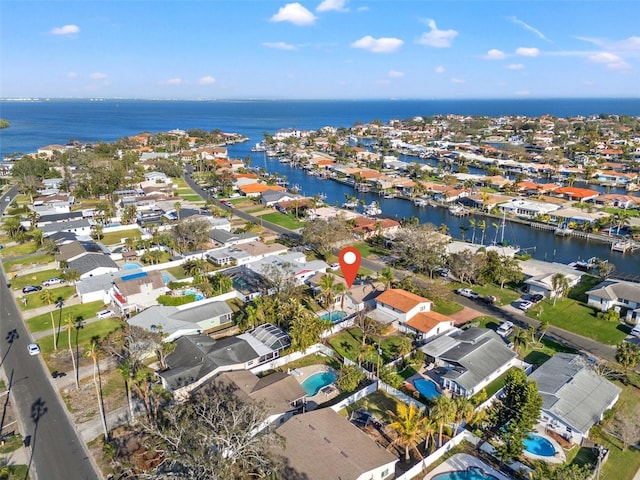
[
  {"x1": 97, "y1": 309, "x2": 115, "y2": 319},
  {"x1": 42, "y1": 277, "x2": 63, "y2": 287},
  {"x1": 519, "y1": 300, "x2": 534, "y2": 311},
  {"x1": 27, "y1": 343, "x2": 41, "y2": 356},
  {"x1": 329, "y1": 263, "x2": 340, "y2": 271},
  {"x1": 496, "y1": 321, "x2": 514, "y2": 337},
  {"x1": 4, "y1": 197, "x2": 10, "y2": 202},
  {"x1": 455, "y1": 288, "x2": 479, "y2": 299},
  {"x1": 631, "y1": 325, "x2": 640, "y2": 338}
]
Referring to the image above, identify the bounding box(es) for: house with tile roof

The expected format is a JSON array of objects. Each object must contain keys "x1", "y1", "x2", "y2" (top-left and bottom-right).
[
  {"x1": 404, "y1": 311, "x2": 455, "y2": 342},
  {"x1": 272, "y1": 408, "x2": 397, "y2": 480},
  {"x1": 529, "y1": 353, "x2": 621, "y2": 444},
  {"x1": 238, "y1": 183, "x2": 286, "y2": 197},
  {"x1": 421, "y1": 328, "x2": 520, "y2": 398},
  {"x1": 554, "y1": 186, "x2": 600, "y2": 202},
  {"x1": 369, "y1": 288, "x2": 434, "y2": 329}
]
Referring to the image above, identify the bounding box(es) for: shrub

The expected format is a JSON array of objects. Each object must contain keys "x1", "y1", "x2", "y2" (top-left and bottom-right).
[
  {"x1": 336, "y1": 364, "x2": 365, "y2": 393},
  {"x1": 157, "y1": 294, "x2": 195, "y2": 306},
  {"x1": 379, "y1": 366, "x2": 403, "y2": 389}
]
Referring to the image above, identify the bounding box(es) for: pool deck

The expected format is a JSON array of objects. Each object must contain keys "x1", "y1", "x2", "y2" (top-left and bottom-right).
[
  {"x1": 423, "y1": 453, "x2": 513, "y2": 480},
  {"x1": 292, "y1": 364, "x2": 340, "y2": 410},
  {"x1": 522, "y1": 425, "x2": 566, "y2": 464}
]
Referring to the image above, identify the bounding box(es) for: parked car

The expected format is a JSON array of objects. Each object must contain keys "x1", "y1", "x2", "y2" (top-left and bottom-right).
[
  {"x1": 42, "y1": 277, "x2": 63, "y2": 287},
  {"x1": 437, "y1": 268, "x2": 450, "y2": 278},
  {"x1": 455, "y1": 288, "x2": 479, "y2": 299},
  {"x1": 27, "y1": 343, "x2": 41, "y2": 356},
  {"x1": 496, "y1": 321, "x2": 514, "y2": 337},
  {"x1": 97, "y1": 309, "x2": 115, "y2": 319},
  {"x1": 519, "y1": 300, "x2": 534, "y2": 311},
  {"x1": 529, "y1": 293, "x2": 544, "y2": 303},
  {"x1": 631, "y1": 325, "x2": 640, "y2": 338},
  {"x1": 329, "y1": 263, "x2": 340, "y2": 271},
  {"x1": 22, "y1": 285, "x2": 43, "y2": 294},
  {"x1": 483, "y1": 295, "x2": 497, "y2": 305}
]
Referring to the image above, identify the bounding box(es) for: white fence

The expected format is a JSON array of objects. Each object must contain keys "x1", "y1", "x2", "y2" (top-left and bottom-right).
[
  {"x1": 330, "y1": 382, "x2": 379, "y2": 412},
  {"x1": 250, "y1": 343, "x2": 335, "y2": 375},
  {"x1": 395, "y1": 430, "x2": 481, "y2": 480},
  {"x1": 378, "y1": 380, "x2": 426, "y2": 410}
]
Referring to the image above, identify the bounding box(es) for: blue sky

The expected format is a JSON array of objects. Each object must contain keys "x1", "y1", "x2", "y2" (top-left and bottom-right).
[{"x1": 1, "y1": 1, "x2": 639, "y2": 99}]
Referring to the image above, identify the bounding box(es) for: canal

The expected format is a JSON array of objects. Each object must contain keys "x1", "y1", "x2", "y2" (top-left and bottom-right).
[{"x1": 228, "y1": 144, "x2": 640, "y2": 277}]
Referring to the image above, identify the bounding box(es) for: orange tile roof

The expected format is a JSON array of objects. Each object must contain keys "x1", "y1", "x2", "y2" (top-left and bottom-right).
[
  {"x1": 238, "y1": 183, "x2": 286, "y2": 194},
  {"x1": 376, "y1": 288, "x2": 430, "y2": 313},
  {"x1": 555, "y1": 186, "x2": 600, "y2": 198},
  {"x1": 406, "y1": 311, "x2": 453, "y2": 333}
]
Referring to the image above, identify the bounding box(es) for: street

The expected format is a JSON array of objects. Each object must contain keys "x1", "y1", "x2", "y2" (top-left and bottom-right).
[{"x1": 0, "y1": 186, "x2": 100, "y2": 480}]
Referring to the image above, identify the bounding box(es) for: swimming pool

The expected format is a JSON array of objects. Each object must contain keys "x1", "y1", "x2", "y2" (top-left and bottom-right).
[
  {"x1": 123, "y1": 262, "x2": 143, "y2": 270},
  {"x1": 414, "y1": 378, "x2": 441, "y2": 399},
  {"x1": 523, "y1": 433, "x2": 556, "y2": 457},
  {"x1": 319, "y1": 311, "x2": 347, "y2": 323},
  {"x1": 433, "y1": 466, "x2": 500, "y2": 480},
  {"x1": 301, "y1": 371, "x2": 336, "y2": 397},
  {"x1": 184, "y1": 289, "x2": 205, "y2": 301}
]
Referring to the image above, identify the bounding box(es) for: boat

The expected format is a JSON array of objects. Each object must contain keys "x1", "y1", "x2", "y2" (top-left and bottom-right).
[
  {"x1": 611, "y1": 240, "x2": 639, "y2": 253},
  {"x1": 251, "y1": 141, "x2": 266, "y2": 152},
  {"x1": 570, "y1": 257, "x2": 600, "y2": 271},
  {"x1": 364, "y1": 201, "x2": 382, "y2": 216},
  {"x1": 342, "y1": 200, "x2": 358, "y2": 209},
  {"x1": 414, "y1": 198, "x2": 429, "y2": 207},
  {"x1": 355, "y1": 184, "x2": 371, "y2": 192},
  {"x1": 554, "y1": 222, "x2": 573, "y2": 236},
  {"x1": 448, "y1": 204, "x2": 470, "y2": 216},
  {"x1": 382, "y1": 191, "x2": 396, "y2": 199}
]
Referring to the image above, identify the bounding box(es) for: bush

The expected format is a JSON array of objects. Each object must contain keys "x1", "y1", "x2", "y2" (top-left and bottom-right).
[
  {"x1": 336, "y1": 364, "x2": 365, "y2": 393},
  {"x1": 157, "y1": 294, "x2": 195, "y2": 306},
  {"x1": 167, "y1": 281, "x2": 191, "y2": 290},
  {"x1": 379, "y1": 366, "x2": 403, "y2": 389}
]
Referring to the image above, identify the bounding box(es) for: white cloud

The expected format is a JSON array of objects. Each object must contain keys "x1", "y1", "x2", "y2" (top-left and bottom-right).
[
  {"x1": 50, "y1": 24, "x2": 79, "y2": 35},
  {"x1": 262, "y1": 41, "x2": 297, "y2": 51},
  {"x1": 484, "y1": 49, "x2": 506, "y2": 60},
  {"x1": 435, "y1": 65, "x2": 445, "y2": 74},
  {"x1": 271, "y1": 3, "x2": 317, "y2": 26},
  {"x1": 89, "y1": 72, "x2": 107, "y2": 80},
  {"x1": 516, "y1": 47, "x2": 540, "y2": 57},
  {"x1": 66, "y1": 72, "x2": 78, "y2": 78},
  {"x1": 198, "y1": 76, "x2": 216, "y2": 85},
  {"x1": 588, "y1": 52, "x2": 630, "y2": 70},
  {"x1": 611, "y1": 36, "x2": 640, "y2": 51},
  {"x1": 506, "y1": 63, "x2": 525, "y2": 70},
  {"x1": 388, "y1": 70, "x2": 404, "y2": 78},
  {"x1": 317, "y1": 0, "x2": 348, "y2": 12},
  {"x1": 351, "y1": 36, "x2": 403, "y2": 53},
  {"x1": 417, "y1": 19, "x2": 458, "y2": 48},
  {"x1": 450, "y1": 78, "x2": 465, "y2": 84},
  {"x1": 508, "y1": 16, "x2": 550, "y2": 42}
]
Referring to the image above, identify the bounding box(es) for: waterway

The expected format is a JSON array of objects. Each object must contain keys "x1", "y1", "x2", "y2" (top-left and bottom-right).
[{"x1": 228, "y1": 144, "x2": 640, "y2": 276}]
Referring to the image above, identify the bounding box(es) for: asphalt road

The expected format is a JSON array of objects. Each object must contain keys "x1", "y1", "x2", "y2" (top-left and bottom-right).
[{"x1": 1, "y1": 186, "x2": 100, "y2": 480}]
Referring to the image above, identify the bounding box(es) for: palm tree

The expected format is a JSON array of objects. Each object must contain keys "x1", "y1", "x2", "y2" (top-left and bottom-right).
[
  {"x1": 537, "y1": 319, "x2": 550, "y2": 343},
  {"x1": 513, "y1": 327, "x2": 529, "y2": 354},
  {"x1": 379, "y1": 267, "x2": 394, "y2": 291},
  {"x1": 432, "y1": 396, "x2": 456, "y2": 447},
  {"x1": 423, "y1": 418, "x2": 438, "y2": 454},
  {"x1": 318, "y1": 274, "x2": 337, "y2": 314},
  {"x1": 173, "y1": 201, "x2": 182, "y2": 220},
  {"x1": 117, "y1": 359, "x2": 136, "y2": 423},
  {"x1": 40, "y1": 289, "x2": 57, "y2": 351},
  {"x1": 452, "y1": 397, "x2": 475, "y2": 435},
  {"x1": 64, "y1": 314, "x2": 79, "y2": 389},
  {"x1": 469, "y1": 218, "x2": 477, "y2": 244},
  {"x1": 85, "y1": 340, "x2": 109, "y2": 440},
  {"x1": 459, "y1": 224, "x2": 468, "y2": 242},
  {"x1": 492, "y1": 222, "x2": 500, "y2": 245},
  {"x1": 551, "y1": 272, "x2": 570, "y2": 305},
  {"x1": 478, "y1": 220, "x2": 487, "y2": 245},
  {"x1": 387, "y1": 402, "x2": 428, "y2": 461}
]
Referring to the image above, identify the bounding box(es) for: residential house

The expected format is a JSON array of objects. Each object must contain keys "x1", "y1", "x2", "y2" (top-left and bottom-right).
[
  {"x1": 307, "y1": 273, "x2": 384, "y2": 312},
  {"x1": 238, "y1": 183, "x2": 286, "y2": 197},
  {"x1": 351, "y1": 217, "x2": 401, "y2": 240},
  {"x1": 247, "y1": 252, "x2": 329, "y2": 285},
  {"x1": 55, "y1": 240, "x2": 107, "y2": 265},
  {"x1": 143, "y1": 171, "x2": 171, "y2": 183},
  {"x1": 586, "y1": 279, "x2": 640, "y2": 322},
  {"x1": 41, "y1": 218, "x2": 92, "y2": 238},
  {"x1": 372, "y1": 288, "x2": 432, "y2": 327},
  {"x1": 209, "y1": 229, "x2": 259, "y2": 248},
  {"x1": 213, "y1": 370, "x2": 306, "y2": 428},
  {"x1": 273, "y1": 408, "x2": 397, "y2": 480},
  {"x1": 520, "y1": 259, "x2": 583, "y2": 299},
  {"x1": 405, "y1": 311, "x2": 455, "y2": 342},
  {"x1": 499, "y1": 199, "x2": 561, "y2": 219},
  {"x1": 127, "y1": 300, "x2": 234, "y2": 341},
  {"x1": 110, "y1": 270, "x2": 167, "y2": 316},
  {"x1": 529, "y1": 353, "x2": 621, "y2": 444},
  {"x1": 75, "y1": 268, "x2": 149, "y2": 304},
  {"x1": 224, "y1": 266, "x2": 271, "y2": 302},
  {"x1": 68, "y1": 254, "x2": 120, "y2": 279},
  {"x1": 421, "y1": 328, "x2": 520, "y2": 398},
  {"x1": 553, "y1": 186, "x2": 600, "y2": 202},
  {"x1": 260, "y1": 190, "x2": 303, "y2": 207}
]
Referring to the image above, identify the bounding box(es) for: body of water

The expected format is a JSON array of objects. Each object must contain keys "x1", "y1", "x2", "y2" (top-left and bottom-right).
[{"x1": 1, "y1": 99, "x2": 639, "y2": 275}]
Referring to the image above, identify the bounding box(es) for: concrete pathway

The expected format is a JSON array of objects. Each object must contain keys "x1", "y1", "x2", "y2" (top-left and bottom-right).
[
  {"x1": 31, "y1": 314, "x2": 102, "y2": 340},
  {"x1": 20, "y1": 291, "x2": 82, "y2": 320}
]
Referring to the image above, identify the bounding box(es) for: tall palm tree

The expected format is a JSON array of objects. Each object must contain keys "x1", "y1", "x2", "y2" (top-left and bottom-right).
[
  {"x1": 452, "y1": 397, "x2": 475, "y2": 435},
  {"x1": 117, "y1": 359, "x2": 136, "y2": 423},
  {"x1": 85, "y1": 340, "x2": 109, "y2": 440},
  {"x1": 492, "y1": 222, "x2": 500, "y2": 245},
  {"x1": 64, "y1": 314, "x2": 79, "y2": 389},
  {"x1": 379, "y1": 267, "x2": 394, "y2": 291},
  {"x1": 432, "y1": 396, "x2": 456, "y2": 447},
  {"x1": 537, "y1": 319, "x2": 550, "y2": 343},
  {"x1": 513, "y1": 327, "x2": 529, "y2": 354},
  {"x1": 551, "y1": 272, "x2": 570, "y2": 305},
  {"x1": 478, "y1": 220, "x2": 487, "y2": 245},
  {"x1": 387, "y1": 403, "x2": 428, "y2": 461},
  {"x1": 318, "y1": 274, "x2": 337, "y2": 313},
  {"x1": 40, "y1": 289, "x2": 57, "y2": 351},
  {"x1": 423, "y1": 418, "x2": 438, "y2": 453},
  {"x1": 173, "y1": 201, "x2": 182, "y2": 220},
  {"x1": 469, "y1": 219, "x2": 477, "y2": 244},
  {"x1": 459, "y1": 224, "x2": 468, "y2": 242}
]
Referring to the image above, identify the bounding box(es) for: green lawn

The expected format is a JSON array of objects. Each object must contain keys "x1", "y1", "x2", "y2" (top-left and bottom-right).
[
  {"x1": 100, "y1": 228, "x2": 142, "y2": 246},
  {"x1": 25, "y1": 301, "x2": 106, "y2": 333},
  {"x1": 470, "y1": 283, "x2": 521, "y2": 306},
  {"x1": 0, "y1": 241, "x2": 38, "y2": 257},
  {"x1": 0, "y1": 465, "x2": 29, "y2": 479},
  {"x1": 37, "y1": 318, "x2": 122, "y2": 353},
  {"x1": 568, "y1": 274, "x2": 602, "y2": 303},
  {"x1": 179, "y1": 194, "x2": 204, "y2": 202},
  {"x1": 337, "y1": 389, "x2": 404, "y2": 424},
  {"x1": 257, "y1": 212, "x2": 304, "y2": 230},
  {"x1": 590, "y1": 426, "x2": 640, "y2": 480},
  {"x1": 532, "y1": 298, "x2": 629, "y2": 345},
  {"x1": 522, "y1": 337, "x2": 578, "y2": 367},
  {"x1": 8, "y1": 268, "x2": 62, "y2": 289},
  {"x1": 166, "y1": 265, "x2": 188, "y2": 280},
  {"x1": 327, "y1": 328, "x2": 411, "y2": 364},
  {"x1": 19, "y1": 286, "x2": 77, "y2": 310},
  {"x1": 2, "y1": 253, "x2": 55, "y2": 271},
  {"x1": 432, "y1": 297, "x2": 464, "y2": 315}
]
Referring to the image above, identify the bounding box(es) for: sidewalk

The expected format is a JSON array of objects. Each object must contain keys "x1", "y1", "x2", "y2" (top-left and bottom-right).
[
  {"x1": 31, "y1": 314, "x2": 103, "y2": 340},
  {"x1": 20, "y1": 292, "x2": 83, "y2": 320}
]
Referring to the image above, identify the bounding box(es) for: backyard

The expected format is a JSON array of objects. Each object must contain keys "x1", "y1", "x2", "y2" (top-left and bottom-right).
[
  {"x1": 327, "y1": 327, "x2": 412, "y2": 365},
  {"x1": 256, "y1": 212, "x2": 304, "y2": 230}
]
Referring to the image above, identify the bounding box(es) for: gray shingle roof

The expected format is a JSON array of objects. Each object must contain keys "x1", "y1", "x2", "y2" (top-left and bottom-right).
[
  {"x1": 529, "y1": 353, "x2": 621, "y2": 434},
  {"x1": 587, "y1": 279, "x2": 640, "y2": 304},
  {"x1": 68, "y1": 253, "x2": 119, "y2": 275},
  {"x1": 41, "y1": 218, "x2": 91, "y2": 234}
]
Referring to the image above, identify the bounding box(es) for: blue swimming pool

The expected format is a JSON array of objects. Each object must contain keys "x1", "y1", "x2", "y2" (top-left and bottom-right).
[
  {"x1": 123, "y1": 263, "x2": 143, "y2": 270},
  {"x1": 301, "y1": 371, "x2": 336, "y2": 397},
  {"x1": 414, "y1": 378, "x2": 441, "y2": 399},
  {"x1": 184, "y1": 289, "x2": 205, "y2": 301},
  {"x1": 433, "y1": 467, "x2": 500, "y2": 480},
  {"x1": 432, "y1": 467, "x2": 497, "y2": 480},
  {"x1": 320, "y1": 311, "x2": 347, "y2": 323},
  {"x1": 524, "y1": 433, "x2": 556, "y2": 457}
]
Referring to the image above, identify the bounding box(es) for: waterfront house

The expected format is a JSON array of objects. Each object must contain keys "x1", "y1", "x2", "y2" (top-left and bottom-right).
[
  {"x1": 127, "y1": 301, "x2": 234, "y2": 341},
  {"x1": 420, "y1": 328, "x2": 520, "y2": 398},
  {"x1": 553, "y1": 186, "x2": 600, "y2": 202},
  {"x1": 529, "y1": 353, "x2": 621, "y2": 444},
  {"x1": 351, "y1": 217, "x2": 401, "y2": 240},
  {"x1": 499, "y1": 199, "x2": 561, "y2": 219},
  {"x1": 586, "y1": 279, "x2": 640, "y2": 322},
  {"x1": 273, "y1": 408, "x2": 397, "y2": 480}
]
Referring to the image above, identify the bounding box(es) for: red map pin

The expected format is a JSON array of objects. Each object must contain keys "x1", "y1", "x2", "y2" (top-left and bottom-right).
[{"x1": 338, "y1": 246, "x2": 361, "y2": 288}]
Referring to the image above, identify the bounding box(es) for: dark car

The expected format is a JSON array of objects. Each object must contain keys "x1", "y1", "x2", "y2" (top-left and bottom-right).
[
  {"x1": 483, "y1": 295, "x2": 497, "y2": 305},
  {"x1": 22, "y1": 285, "x2": 43, "y2": 294},
  {"x1": 530, "y1": 293, "x2": 544, "y2": 303}
]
